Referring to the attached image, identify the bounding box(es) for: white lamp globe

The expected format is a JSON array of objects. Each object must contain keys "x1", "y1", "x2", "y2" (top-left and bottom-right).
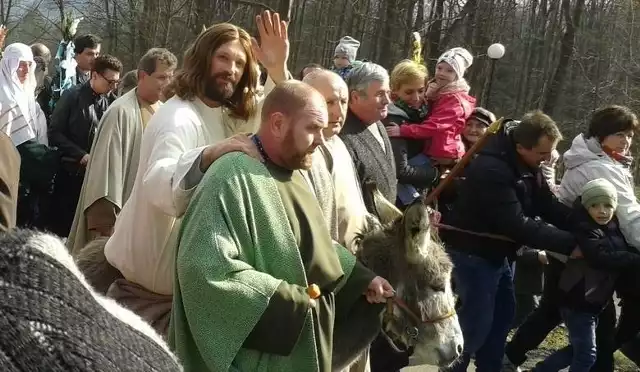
[{"x1": 487, "y1": 43, "x2": 505, "y2": 59}]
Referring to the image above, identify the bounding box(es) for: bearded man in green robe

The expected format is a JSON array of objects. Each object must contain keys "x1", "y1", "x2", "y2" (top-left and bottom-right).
[{"x1": 169, "y1": 80, "x2": 393, "y2": 372}]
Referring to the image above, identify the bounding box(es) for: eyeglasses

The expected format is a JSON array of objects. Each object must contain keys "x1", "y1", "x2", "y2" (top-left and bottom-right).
[{"x1": 99, "y1": 73, "x2": 120, "y2": 87}]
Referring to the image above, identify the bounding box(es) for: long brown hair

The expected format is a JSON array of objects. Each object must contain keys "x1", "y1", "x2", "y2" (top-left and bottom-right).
[{"x1": 164, "y1": 23, "x2": 259, "y2": 120}]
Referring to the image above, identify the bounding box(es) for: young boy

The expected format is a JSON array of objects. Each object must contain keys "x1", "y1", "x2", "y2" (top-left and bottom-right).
[
  {"x1": 532, "y1": 178, "x2": 640, "y2": 372},
  {"x1": 331, "y1": 36, "x2": 362, "y2": 80}
]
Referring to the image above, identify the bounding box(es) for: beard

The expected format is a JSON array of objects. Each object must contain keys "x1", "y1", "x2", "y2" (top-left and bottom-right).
[
  {"x1": 204, "y1": 72, "x2": 237, "y2": 103},
  {"x1": 283, "y1": 130, "x2": 316, "y2": 170}
]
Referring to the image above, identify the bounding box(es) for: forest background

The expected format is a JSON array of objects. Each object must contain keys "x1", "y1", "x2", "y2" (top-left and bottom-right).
[{"x1": 3, "y1": 0, "x2": 639, "y2": 179}]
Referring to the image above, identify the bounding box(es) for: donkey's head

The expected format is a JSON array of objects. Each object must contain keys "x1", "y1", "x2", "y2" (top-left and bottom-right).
[{"x1": 355, "y1": 184, "x2": 463, "y2": 367}]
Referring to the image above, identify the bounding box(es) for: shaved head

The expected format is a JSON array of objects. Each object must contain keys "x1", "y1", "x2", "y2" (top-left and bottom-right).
[
  {"x1": 302, "y1": 69, "x2": 345, "y2": 90},
  {"x1": 260, "y1": 80, "x2": 327, "y2": 124},
  {"x1": 303, "y1": 69, "x2": 349, "y2": 138},
  {"x1": 259, "y1": 80, "x2": 328, "y2": 170}
]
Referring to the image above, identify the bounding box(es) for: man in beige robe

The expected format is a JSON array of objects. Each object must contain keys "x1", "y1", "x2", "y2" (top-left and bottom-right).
[
  {"x1": 304, "y1": 69, "x2": 370, "y2": 252},
  {"x1": 102, "y1": 13, "x2": 291, "y2": 335},
  {"x1": 0, "y1": 132, "x2": 20, "y2": 232},
  {"x1": 304, "y1": 69, "x2": 373, "y2": 372},
  {"x1": 67, "y1": 48, "x2": 178, "y2": 261}
]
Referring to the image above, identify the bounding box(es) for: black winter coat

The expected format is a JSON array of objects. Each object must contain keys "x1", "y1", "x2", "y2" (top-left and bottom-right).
[
  {"x1": 559, "y1": 200, "x2": 640, "y2": 313},
  {"x1": 441, "y1": 120, "x2": 576, "y2": 264},
  {"x1": 514, "y1": 246, "x2": 545, "y2": 295},
  {"x1": 47, "y1": 82, "x2": 114, "y2": 174}
]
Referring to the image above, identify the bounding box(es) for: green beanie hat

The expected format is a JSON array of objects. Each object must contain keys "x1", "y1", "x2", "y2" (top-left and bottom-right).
[{"x1": 580, "y1": 178, "x2": 618, "y2": 210}]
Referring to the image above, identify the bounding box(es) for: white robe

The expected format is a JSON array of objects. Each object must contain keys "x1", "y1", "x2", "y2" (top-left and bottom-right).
[
  {"x1": 0, "y1": 43, "x2": 47, "y2": 147},
  {"x1": 105, "y1": 79, "x2": 275, "y2": 295},
  {"x1": 325, "y1": 135, "x2": 370, "y2": 252}
]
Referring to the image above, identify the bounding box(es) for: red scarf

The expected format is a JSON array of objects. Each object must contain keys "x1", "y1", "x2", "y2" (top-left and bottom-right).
[{"x1": 602, "y1": 145, "x2": 632, "y2": 167}]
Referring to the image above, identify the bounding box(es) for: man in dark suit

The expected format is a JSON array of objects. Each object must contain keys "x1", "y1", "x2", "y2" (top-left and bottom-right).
[
  {"x1": 339, "y1": 62, "x2": 397, "y2": 216},
  {"x1": 339, "y1": 62, "x2": 402, "y2": 372}
]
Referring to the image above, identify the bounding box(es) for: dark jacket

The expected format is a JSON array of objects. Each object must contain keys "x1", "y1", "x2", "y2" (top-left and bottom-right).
[
  {"x1": 36, "y1": 76, "x2": 53, "y2": 127},
  {"x1": 559, "y1": 200, "x2": 640, "y2": 313},
  {"x1": 15, "y1": 139, "x2": 61, "y2": 229},
  {"x1": 48, "y1": 82, "x2": 113, "y2": 173},
  {"x1": 381, "y1": 103, "x2": 438, "y2": 191},
  {"x1": 514, "y1": 246, "x2": 545, "y2": 295},
  {"x1": 441, "y1": 120, "x2": 576, "y2": 264},
  {"x1": 339, "y1": 109, "x2": 397, "y2": 216}
]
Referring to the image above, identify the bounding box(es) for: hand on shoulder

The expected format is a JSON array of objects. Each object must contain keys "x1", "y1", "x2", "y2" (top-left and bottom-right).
[{"x1": 200, "y1": 134, "x2": 262, "y2": 172}]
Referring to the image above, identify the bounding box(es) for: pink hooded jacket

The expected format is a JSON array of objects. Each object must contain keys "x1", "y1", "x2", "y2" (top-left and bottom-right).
[{"x1": 399, "y1": 79, "x2": 476, "y2": 159}]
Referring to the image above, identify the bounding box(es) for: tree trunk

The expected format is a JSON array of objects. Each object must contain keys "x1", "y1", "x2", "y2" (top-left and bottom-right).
[
  {"x1": 278, "y1": 0, "x2": 294, "y2": 21},
  {"x1": 542, "y1": 0, "x2": 585, "y2": 115},
  {"x1": 425, "y1": 0, "x2": 445, "y2": 68},
  {"x1": 515, "y1": 0, "x2": 538, "y2": 114}
]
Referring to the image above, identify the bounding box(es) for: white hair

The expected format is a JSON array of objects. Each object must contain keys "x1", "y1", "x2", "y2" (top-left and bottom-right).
[
  {"x1": 345, "y1": 62, "x2": 389, "y2": 95},
  {"x1": 302, "y1": 69, "x2": 347, "y2": 91}
]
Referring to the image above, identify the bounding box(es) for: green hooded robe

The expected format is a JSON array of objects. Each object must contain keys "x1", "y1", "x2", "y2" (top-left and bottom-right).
[{"x1": 168, "y1": 152, "x2": 381, "y2": 372}]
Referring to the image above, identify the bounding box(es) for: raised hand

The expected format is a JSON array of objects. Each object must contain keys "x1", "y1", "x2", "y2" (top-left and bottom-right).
[{"x1": 251, "y1": 10, "x2": 289, "y2": 83}]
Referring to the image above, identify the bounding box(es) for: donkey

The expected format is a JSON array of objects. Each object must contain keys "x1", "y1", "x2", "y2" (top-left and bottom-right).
[
  {"x1": 338, "y1": 184, "x2": 463, "y2": 368},
  {"x1": 77, "y1": 186, "x2": 463, "y2": 369}
]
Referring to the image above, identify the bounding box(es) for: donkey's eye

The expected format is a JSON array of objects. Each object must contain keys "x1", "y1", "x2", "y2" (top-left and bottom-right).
[
  {"x1": 405, "y1": 326, "x2": 419, "y2": 339},
  {"x1": 410, "y1": 227, "x2": 420, "y2": 236}
]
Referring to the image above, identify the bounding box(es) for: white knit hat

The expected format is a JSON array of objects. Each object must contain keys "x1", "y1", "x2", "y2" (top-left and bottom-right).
[
  {"x1": 334, "y1": 36, "x2": 361, "y2": 62},
  {"x1": 581, "y1": 178, "x2": 618, "y2": 210},
  {"x1": 437, "y1": 47, "x2": 474, "y2": 80}
]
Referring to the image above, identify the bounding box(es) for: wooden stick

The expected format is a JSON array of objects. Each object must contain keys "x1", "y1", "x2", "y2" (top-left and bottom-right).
[{"x1": 424, "y1": 117, "x2": 505, "y2": 206}]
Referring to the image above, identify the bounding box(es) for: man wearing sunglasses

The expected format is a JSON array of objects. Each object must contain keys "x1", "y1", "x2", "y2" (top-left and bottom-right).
[{"x1": 47, "y1": 54, "x2": 122, "y2": 238}]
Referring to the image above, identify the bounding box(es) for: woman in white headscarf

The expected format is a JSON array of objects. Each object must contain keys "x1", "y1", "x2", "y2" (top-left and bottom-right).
[
  {"x1": 0, "y1": 43, "x2": 48, "y2": 145},
  {"x1": 0, "y1": 43, "x2": 60, "y2": 229}
]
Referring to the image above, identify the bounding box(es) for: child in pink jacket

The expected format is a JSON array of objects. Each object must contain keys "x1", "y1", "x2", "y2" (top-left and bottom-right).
[{"x1": 388, "y1": 47, "x2": 476, "y2": 168}]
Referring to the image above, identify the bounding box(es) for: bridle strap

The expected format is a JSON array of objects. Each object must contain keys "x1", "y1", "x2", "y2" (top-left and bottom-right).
[{"x1": 387, "y1": 296, "x2": 456, "y2": 325}]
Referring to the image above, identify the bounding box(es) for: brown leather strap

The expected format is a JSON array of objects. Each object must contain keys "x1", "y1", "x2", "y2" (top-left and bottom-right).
[{"x1": 434, "y1": 222, "x2": 514, "y2": 242}]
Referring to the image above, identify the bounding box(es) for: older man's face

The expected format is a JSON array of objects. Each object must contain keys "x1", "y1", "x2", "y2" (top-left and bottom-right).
[
  {"x1": 310, "y1": 79, "x2": 348, "y2": 139},
  {"x1": 352, "y1": 79, "x2": 391, "y2": 123}
]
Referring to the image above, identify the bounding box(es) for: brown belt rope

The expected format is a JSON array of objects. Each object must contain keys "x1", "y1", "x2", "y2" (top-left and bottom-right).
[
  {"x1": 434, "y1": 222, "x2": 514, "y2": 242},
  {"x1": 435, "y1": 222, "x2": 570, "y2": 262}
]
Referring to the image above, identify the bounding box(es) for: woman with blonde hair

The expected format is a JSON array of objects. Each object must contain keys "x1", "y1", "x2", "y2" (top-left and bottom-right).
[{"x1": 381, "y1": 58, "x2": 438, "y2": 208}]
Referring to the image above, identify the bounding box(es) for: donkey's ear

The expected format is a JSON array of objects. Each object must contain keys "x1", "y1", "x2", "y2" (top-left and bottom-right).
[{"x1": 371, "y1": 187, "x2": 403, "y2": 225}]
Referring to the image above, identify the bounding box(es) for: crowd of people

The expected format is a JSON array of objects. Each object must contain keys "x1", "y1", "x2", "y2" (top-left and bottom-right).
[{"x1": 1, "y1": 9, "x2": 640, "y2": 372}]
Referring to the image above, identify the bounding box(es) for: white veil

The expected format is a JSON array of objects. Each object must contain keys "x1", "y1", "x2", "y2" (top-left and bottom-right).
[{"x1": 0, "y1": 43, "x2": 47, "y2": 146}]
